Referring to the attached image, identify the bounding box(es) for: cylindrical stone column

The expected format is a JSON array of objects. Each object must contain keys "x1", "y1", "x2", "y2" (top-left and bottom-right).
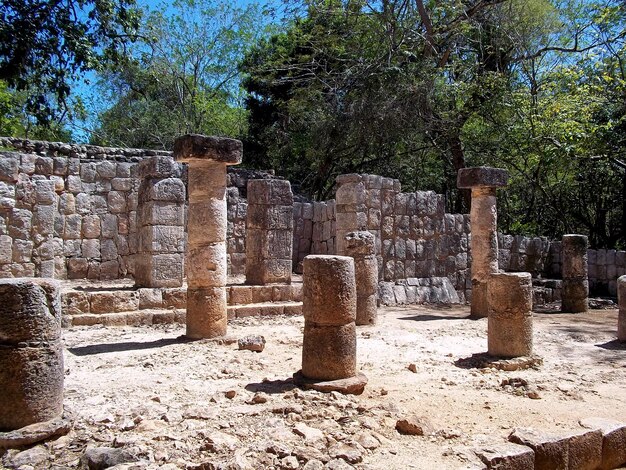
[
  {"x1": 173, "y1": 134, "x2": 242, "y2": 339},
  {"x1": 618, "y1": 275, "x2": 626, "y2": 342},
  {"x1": 457, "y1": 167, "x2": 509, "y2": 318},
  {"x1": 561, "y1": 234, "x2": 589, "y2": 313},
  {"x1": 301, "y1": 255, "x2": 357, "y2": 380},
  {"x1": 487, "y1": 272, "x2": 533, "y2": 357},
  {"x1": 135, "y1": 156, "x2": 185, "y2": 288},
  {"x1": 245, "y1": 179, "x2": 294, "y2": 284},
  {"x1": 344, "y1": 231, "x2": 378, "y2": 325},
  {"x1": 0, "y1": 278, "x2": 63, "y2": 430}
]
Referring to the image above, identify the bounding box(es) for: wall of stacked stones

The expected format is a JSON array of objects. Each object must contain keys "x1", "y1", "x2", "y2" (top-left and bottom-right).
[
  {"x1": 0, "y1": 138, "x2": 172, "y2": 280},
  {"x1": 292, "y1": 200, "x2": 336, "y2": 272}
]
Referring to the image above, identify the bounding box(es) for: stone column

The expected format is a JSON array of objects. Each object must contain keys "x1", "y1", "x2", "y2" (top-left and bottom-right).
[
  {"x1": 618, "y1": 276, "x2": 626, "y2": 342},
  {"x1": 487, "y1": 272, "x2": 533, "y2": 357},
  {"x1": 0, "y1": 278, "x2": 63, "y2": 430},
  {"x1": 457, "y1": 167, "x2": 509, "y2": 318},
  {"x1": 245, "y1": 179, "x2": 293, "y2": 284},
  {"x1": 561, "y1": 234, "x2": 589, "y2": 313},
  {"x1": 173, "y1": 134, "x2": 242, "y2": 339},
  {"x1": 344, "y1": 231, "x2": 378, "y2": 325},
  {"x1": 135, "y1": 156, "x2": 185, "y2": 288},
  {"x1": 295, "y1": 255, "x2": 367, "y2": 394},
  {"x1": 335, "y1": 174, "x2": 367, "y2": 256}
]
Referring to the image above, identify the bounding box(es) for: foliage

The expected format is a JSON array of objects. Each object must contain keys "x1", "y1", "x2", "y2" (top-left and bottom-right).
[
  {"x1": 0, "y1": 0, "x2": 140, "y2": 128},
  {"x1": 91, "y1": 0, "x2": 268, "y2": 149}
]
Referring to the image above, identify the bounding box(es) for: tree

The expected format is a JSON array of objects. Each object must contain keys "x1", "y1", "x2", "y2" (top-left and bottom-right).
[
  {"x1": 0, "y1": 0, "x2": 140, "y2": 127},
  {"x1": 91, "y1": 0, "x2": 268, "y2": 149}
]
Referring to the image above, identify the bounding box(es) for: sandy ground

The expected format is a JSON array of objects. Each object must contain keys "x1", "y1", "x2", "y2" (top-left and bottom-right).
[{"x1": 3, "y1": 305, "x2": 626, "y2": 469}]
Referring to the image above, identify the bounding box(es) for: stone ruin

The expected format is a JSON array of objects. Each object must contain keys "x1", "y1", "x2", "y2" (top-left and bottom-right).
[{"x1": 1, "y1": 138, "x2": 626, "y2": 469}]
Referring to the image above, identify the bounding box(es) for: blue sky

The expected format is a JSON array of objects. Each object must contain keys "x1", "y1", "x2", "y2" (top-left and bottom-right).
[{"x1": 71, "y1": 0, "x2": 283, "y2": 142}]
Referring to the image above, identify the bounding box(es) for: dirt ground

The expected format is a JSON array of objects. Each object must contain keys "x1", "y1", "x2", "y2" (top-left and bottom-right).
[{"x1": 3, "y1": 304, "x2": 626, "y2": 469}]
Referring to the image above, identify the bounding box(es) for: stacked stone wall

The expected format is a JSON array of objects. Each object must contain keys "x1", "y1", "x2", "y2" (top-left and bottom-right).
[
  {"x1": 0, "y1": 138, "x2": 173, "y2": 280},
  {"x1": 292, "y1": 200, "x2": 336, "y2": 272}
]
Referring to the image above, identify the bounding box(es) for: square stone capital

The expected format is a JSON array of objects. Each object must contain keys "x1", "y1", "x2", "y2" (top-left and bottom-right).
[
  {"x1": 173, "y1": 134, "x2": 242, "y2": 165},
  {"x1": 457, "y1": 167, "x2": 509, "y2": 189}
]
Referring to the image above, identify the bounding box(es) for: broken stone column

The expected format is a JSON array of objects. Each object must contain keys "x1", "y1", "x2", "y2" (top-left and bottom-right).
[
  {"x1": 295, "y1": 255, "x2": 367, "y2": 394},
  {"x1": 344, "y1": 231, "x2": 378, "y2": 325},
  {"x1": 0, "y1": 278, "x2": 63, "y2": 430},
  {"x1": 335, "y1": 174, "x2": 367, "y2": 256},
  {"x1": 457, "y1": 167, "x2": 509, "y2": 318},
  {"x1": 618, "y1": 275, "x2": 626, "y2": 341},
  {"x1": 245, "y1": 179, "x2": 293, "y2": 285},
  {"x1": 135, "y1": 156, "x2": 185, "y2": 288},
  {"x1": 561, "y1": 234, "x2": 589, "y2": 313},
  {"x1": 487, "y1": 272, "x2": 533, "y2": 357},
  {"x1": 173, "y1": 134, "x2": 242, "y2": 339}
]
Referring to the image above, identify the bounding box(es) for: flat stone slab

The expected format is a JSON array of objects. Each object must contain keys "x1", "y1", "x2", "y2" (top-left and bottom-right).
[
  {"x1": 455, "y1": 353, "x2": 543, "y2": 371},
  {"x1": 293, "y1": 371, "x2": 367, "y2": 395},
  {"x1": 474, "y1": 442, "x2": 535, "y2": 469},
  {"x1": 173, "y1": 134, "x2": 242, "y2": 165},
  {"x1": 0, "y1": 416, "x2": 72, "y2": 449},
  {"x1": 457, "y1": 167, "x2": 509, "y2": 189}
]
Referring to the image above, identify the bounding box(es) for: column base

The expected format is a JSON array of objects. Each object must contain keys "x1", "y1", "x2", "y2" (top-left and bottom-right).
[
  {"x1": 293, "y1": 370, "x2": 367, "y2": 395},
  {"x1": 186, "y1": 287, "x2": 227, "y2": 339}
]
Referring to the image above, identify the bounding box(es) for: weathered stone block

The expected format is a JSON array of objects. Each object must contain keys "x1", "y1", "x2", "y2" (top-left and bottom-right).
[
  {"x1": 139, "y1": 201, "x2": 184, "y2": 226},
  {"x1": 457, "y1": 167, "x2": 509, "y2": 188},
  {"x1": 139, "y1": 178, "x2": 186, "y2": 203},
  {"x1": 89, "y1": 291, "x2": 139, "y2": 314},
  {"x1": 137, "y1": 156, "x2": 178, "y2": 179},
  {"x1": 107, "y1": 191, "x2": 127, "y2": 213},
  {"x1": 580, "y1": 417, "x2": 626, "y2": 470},
  {"x1": 134, "y1": 254, "x2": 184, "y2": 288},
  {"x1": 96, "y1": 161, "x2": 116, "y2": 179},
  {"x1": 174, "y1": 134, "x2": 243, "y2": 164},
  {"x1": 140, "y1": 225, "x2": 184, "y2": 254},
  {"x1": 474, "y1": 443, "x2": 535, "y2": 470}
]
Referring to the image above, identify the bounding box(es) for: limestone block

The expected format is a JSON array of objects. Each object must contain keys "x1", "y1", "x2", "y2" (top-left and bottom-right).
[
  {"x1": 52, "y1": 156, "x2": 68, "y2": 176},
  {"x1": 0, "y1": 235, "x2": 12, "y2": 264},
  {"x1": 302, "y1": 323, "x2": 356, "y2": 380},
  {"x1": 12, "y1": 240, "x2": 33, "y2": 263},
  {"x1": 19, "y1": 154, "x2": 36, "y2": 174},
  {"x1": 100, "y1": 214, "x2": 118, "y2": 238},
  {"x1": 99, "y1": 260, "x2": 119, "y2": 280},
  {"x1": 187, "y1": 200, "x2": 227, "y2": 245},
  {"x1": 303, "y1": 255, "x2": 356, "y2": 326},
  {"x1": 111, "y1": 177, "x2": 132, "y2": 191},
  {"x1": 336, "y1": 182, "x2": 366, "y2": 206},
  {"x1": 247, "y1": 204, "x2": 294, "y2": 230},
  {"x1": 74, "y1": 193, "x2": 90, "y2": 214},
  {"x1": 140, "y1": 225, "x2": 184, "y2": 254},
  {"x1": 58, "y1": 193, "x2": 75, "y2": 215},
  {"x1": 63, "y1": 214, "x2": 81, "y2": 240},
  {"x1": 0, "y1": 278, "x2": 63, "y2": 430},
  {"x1": 66, "y1": 175, "x2": 82, "y2": 193},
  {"x1": 245, "y1": 258, "x2": 292, "y2": 285},
  {"x1": 0, "y1": 154, "x2": 19, "y2": 183},
  {"x1": 107, "y1": 191, "x2": 127, "y2": 213},
  {"x1": 246, "y1": 229, "x2": 293, "y2": 260},
  {"x1": 173, "y1": 134, "x2": 243, "y2": 165},
  {"x1": 137, "y1": 155, "x2": 178, "y2": 179},
  {"x1": 474, "y1": 443, "x2": 535, "y2": 470},
  {"x1": 139, "y1": 201, "x2": 184, "y2": 226},
  {"x1": 31, "y1": 158, "x2": 53, "y2": 179},
  {"x1": 63, "y1": 291, "x2": 90, "y2": 315},
  {"x1": 91, "y1": 194, "x2": 107, "y2": 214},
  {"x1": 186, "y1": 287, "x2": 228, "y2": 338},
  {"x1": 457, "y1": 166, "x2": 509, "y2": 188},
  {"x1": 95, "y1": 161, "x2": 116, "y2": 179},
  {"x1": 187, "y1": 244, "x2": 227, "y2": 288},
  {"x1": 9, "y1": 209, "x2": 32, "y2": 240},
  {"x1": 138, "y1": 288, "x2": 163, "y2": 309},
  {"x1": 134, "y1": 254, "x2": 184, "y2": 288},
  {"x1": 116, "y1": 162, "x2": 132, "y2": 178},
  {"x1": 89, "y1": 290, "x2": 139, "y2": 314},
  {"x1": 67, "y1": 258, "x2": 88, "y2": 279},
  {"x1": 580, "y1": 417, "x2": 626, "y2": 470},
  {"x1": 562, "y1": 234, "x2": 589, "y2": 279},
  {"x1": 139, "y1": 178, "x2": 186, "y2": 203},
  {"x1": 81, "y1": 215, "x2": 101, "y2": 239},
  {"x1": 50, "y1": 175, "x2": 64, "y2": 192},
  {"x1": 100, "y1": 239, "x2": 117, "y2": 261}
]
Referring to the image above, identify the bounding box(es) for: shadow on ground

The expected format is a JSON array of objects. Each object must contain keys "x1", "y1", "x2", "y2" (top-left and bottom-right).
[
  {"x1": 68, "y1": 337, "x2": 188, "y2": 356},
  {"x1": 245, "y1": 378, "x2": 297, "y2": 394}
]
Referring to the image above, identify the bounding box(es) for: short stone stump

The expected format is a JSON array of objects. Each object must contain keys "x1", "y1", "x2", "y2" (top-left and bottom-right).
[{"x1": 293, "y1": 371, "x2": 368, "y2": 395}]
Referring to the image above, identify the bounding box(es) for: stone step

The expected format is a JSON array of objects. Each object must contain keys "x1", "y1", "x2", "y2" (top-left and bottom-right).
[
  {"x1": 66, "y1": 301, "x2": 303, "y2": 327},
  {"x1": 62, "y1": 283, "x2": 303, "y2": 316}
]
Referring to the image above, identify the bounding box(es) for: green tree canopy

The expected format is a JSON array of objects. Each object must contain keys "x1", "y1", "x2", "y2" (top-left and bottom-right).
[{"x1": 0, "y1": 0, "x2": 140, "y2": 128}]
